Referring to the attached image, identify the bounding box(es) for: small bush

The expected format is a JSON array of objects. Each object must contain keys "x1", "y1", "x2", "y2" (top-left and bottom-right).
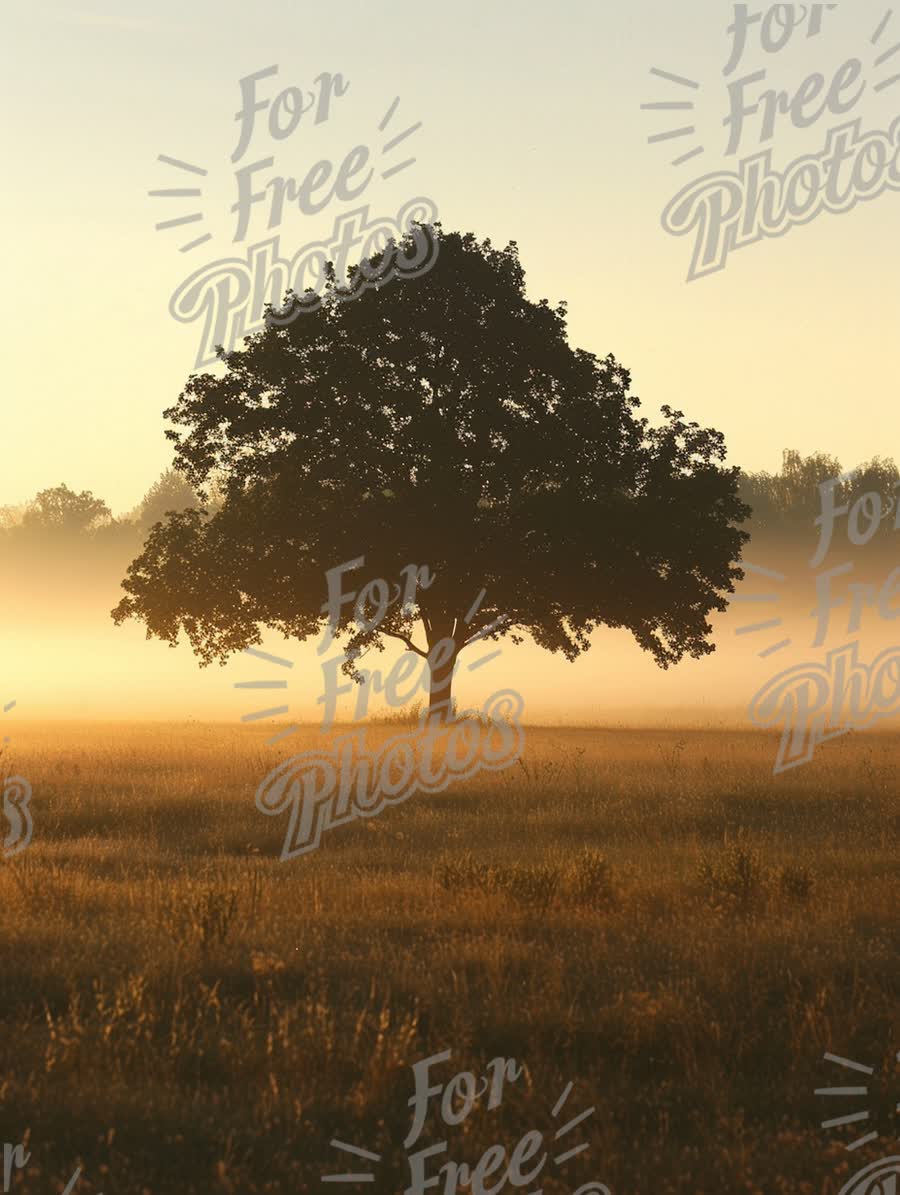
[
  {"x1": 697, "y1": 840, "x2": 766, "y2": 914},
  {"x1": 493, "y1": 863, "x2": 561, "y2": 909},
  {"x1": 435, "y1": 851, "x2": 494, "y2": 894}
]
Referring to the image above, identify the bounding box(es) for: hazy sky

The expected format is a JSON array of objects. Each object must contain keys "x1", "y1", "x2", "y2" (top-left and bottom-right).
[
  {"x1": 5, "y1": 0, "x2": 898, "y2": 515},
  {"x1": 4, "y1": 0, "x2": 899, "y2": 725}
]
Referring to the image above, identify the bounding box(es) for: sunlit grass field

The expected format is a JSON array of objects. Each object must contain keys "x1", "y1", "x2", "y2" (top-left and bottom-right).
[{"x1": 1, "y1": 722, "x2": 897, "y2": 1194}]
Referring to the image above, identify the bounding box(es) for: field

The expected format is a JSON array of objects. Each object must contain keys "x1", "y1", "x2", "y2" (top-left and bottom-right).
[{"x1": 1, "y1": 721, "x2": 897, "y2": 1194}]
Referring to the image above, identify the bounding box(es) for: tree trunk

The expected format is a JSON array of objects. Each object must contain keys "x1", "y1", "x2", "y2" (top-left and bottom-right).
[{"x1": 427, "y1": 640, "x2": 458, "y2": 719}]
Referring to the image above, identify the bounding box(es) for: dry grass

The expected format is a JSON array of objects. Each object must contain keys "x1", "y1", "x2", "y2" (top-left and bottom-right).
[{"x1": 0, "y1": 721, "x2": 897, "y2": 1193}]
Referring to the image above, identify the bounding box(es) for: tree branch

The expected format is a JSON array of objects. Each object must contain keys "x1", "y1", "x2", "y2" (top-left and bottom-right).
[
  {"x1": 460, "y1": 614, "x2": 511, "y2": 649},
  {"x1": 381, "y1": 629, "x2": 429, "y2": 658}
]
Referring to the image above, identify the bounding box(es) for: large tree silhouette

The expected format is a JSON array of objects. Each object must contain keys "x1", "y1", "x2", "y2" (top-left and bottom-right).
[{"x1": 113, "y1": 228, "x2": 750, "y2": 713}]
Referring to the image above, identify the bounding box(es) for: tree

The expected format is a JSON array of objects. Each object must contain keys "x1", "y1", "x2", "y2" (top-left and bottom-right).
[
  {"x1": 113, "y1": 228, "x2": 750, "y2": 714},
  {"x1": 0, "y1": 504, "x2": 26, "y2": 532},
  {"x1": 739, "y1": 448, "x2": 900, "y2": 556},
  {"x1": 21, "y1": 484, "x2": 111, "y2": 535},
  {"x1": 130, "y1": 468, "x2": 200, "y2": 531}
]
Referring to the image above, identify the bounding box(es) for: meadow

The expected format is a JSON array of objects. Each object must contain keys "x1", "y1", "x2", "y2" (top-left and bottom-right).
[{"x1": 0, "y1": 720, "x2": 897, "y2": 1194}]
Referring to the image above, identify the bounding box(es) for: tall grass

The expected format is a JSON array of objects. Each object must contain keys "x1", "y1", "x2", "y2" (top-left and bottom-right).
[{"x1": 0, "y1": 722, "x2": 896, "y2": 1193}]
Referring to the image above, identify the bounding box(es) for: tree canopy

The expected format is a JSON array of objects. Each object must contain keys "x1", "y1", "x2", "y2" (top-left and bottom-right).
[
  {"x1": 739, "y1": 448, "x2": 900, "y2": 547},
  {"x1": 112, "y1": 227, "x2": 751, "y2": 709},
  {"x1": 21, "y1": 484, "x2": 112, "y2": 536},
  {"x1": 128, "y1": 468, "x2": 202, "y2": 532}
]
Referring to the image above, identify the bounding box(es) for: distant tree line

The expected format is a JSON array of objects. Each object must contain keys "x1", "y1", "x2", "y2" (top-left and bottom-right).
[
  {"x1": 0, "y1": 469, "x2": 206, "y2": 544},
  {"x1": 738, "y1": 449, "x2": 899, "y2": 539},
  {"x1": 0, "y1": 471, "x2": 217, "y2": 622}
]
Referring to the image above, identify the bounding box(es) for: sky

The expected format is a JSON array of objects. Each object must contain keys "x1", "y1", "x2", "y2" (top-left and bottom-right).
[{"x1": 3, "y1": 0, "x2": 899, "y2": 724}]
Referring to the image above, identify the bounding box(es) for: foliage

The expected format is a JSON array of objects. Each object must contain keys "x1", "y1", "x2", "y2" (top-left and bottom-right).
[
  {"x1": 739, "y1": 448, "x2": 900, "y2": 553},
  {"x1": 20, "y1": 483, "x2": 112, "y2": 536},
  {"x1": 128, "y1": 468, "x2": 202, "y2": 531},
  {"x1": 112, "y1": 228, "x2": 750, "y2": 707}
]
